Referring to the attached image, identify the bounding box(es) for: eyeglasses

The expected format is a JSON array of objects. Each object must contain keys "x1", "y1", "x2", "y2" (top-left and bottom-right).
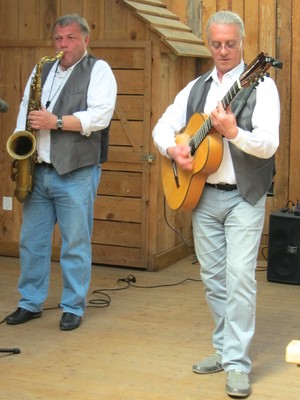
[{"x1": 210, "y1": 40, "x2": 241, "y2": 51}]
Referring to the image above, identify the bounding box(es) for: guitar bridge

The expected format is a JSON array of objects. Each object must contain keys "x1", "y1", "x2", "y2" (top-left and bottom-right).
[{"x1": 172, "y1": 160, "x2": 180, "y2": 188}]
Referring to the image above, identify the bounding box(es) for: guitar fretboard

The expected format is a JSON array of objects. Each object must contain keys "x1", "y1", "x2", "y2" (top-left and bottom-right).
[{"x1": 189, "y1": 79, "x2": 241, "y2": 155}]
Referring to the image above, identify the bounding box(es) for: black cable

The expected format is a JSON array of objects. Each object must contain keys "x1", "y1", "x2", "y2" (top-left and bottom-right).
[
  {"x1": 1, "y1": 262, "x2": 268, "y2": 323},
  {"x1": 256, "y1": 267, "x2": 267, "y2": 272},
  {"x1": 261, "y1": 246, "x2": 268, "y2": 261},
  {"x1": 88, "y1": 292, "x2": 111, "y2": 308},
  {"x1": 125, "y1": 278, "x2": 202, "y2": 288},
  {"x1": 163, "y1": 196, "x2": 194, "y2": 249},
  {"x1": 255, "y1": 246, "x2": 268, "y2": 272},
  {"x1": 84, "y1": 275, "x2": 202, "y2": 308},
  {"x1": 86, "y1": 274, "x2": 202, "y2": 306},
  {"x1": 1, "y1": 275, "x2": 200, "y2": 322},
  {"x1": 104, "y1": 274, "x2": 201, "y2": 290}
]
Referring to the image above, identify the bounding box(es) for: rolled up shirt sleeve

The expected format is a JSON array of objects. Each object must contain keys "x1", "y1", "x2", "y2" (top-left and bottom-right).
[{"x1": 73, "y1": 60, "x2": 117, "y2": 136}]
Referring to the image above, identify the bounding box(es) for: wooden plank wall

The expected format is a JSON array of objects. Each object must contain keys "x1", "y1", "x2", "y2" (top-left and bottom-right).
[
  {"x1": 165, "y1": 0, "x2": 298, "y2": 253},
  {"x1": 91, "y1": 42, "x2": 152, "y2": 268}
]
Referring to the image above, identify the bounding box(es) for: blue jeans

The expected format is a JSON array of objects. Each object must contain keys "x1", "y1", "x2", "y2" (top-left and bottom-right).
[
  {"x1": 192, "y1": 185, "x2": 266, "y2": 373},
  {"x1": 18, "y1": 164, "x2": 101, "y2": 316}
]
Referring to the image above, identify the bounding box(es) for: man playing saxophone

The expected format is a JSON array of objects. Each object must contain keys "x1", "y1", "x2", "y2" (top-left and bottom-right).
[{"x1": 5, "y1": 13, "x2": 117, "y2": 331}]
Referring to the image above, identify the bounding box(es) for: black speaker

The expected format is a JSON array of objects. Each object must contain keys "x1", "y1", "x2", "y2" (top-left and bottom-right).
[{"x1": 267, "y1": 210, "x2": 300, "y2": 284}]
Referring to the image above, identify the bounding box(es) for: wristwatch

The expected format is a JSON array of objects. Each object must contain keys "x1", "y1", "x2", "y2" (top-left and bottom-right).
[{"x1": 56, "y1": 116, "x2": 63, "y2": 130}]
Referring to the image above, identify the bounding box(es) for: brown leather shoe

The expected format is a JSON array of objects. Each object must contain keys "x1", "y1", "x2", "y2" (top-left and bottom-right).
[
  {"x1": 6, "y1": 307, "x2": 42, "y2": 325},
  {"x1": 60, "y1": 312, "x2": 81, "y2": 331}
]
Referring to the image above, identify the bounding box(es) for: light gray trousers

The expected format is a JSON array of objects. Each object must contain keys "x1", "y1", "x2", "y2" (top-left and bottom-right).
[{"x1": 192, "y1": 185, "x2": 266, "y2": 373}]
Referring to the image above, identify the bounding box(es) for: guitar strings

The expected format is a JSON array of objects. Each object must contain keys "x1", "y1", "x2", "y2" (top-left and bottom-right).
[{"x1": 189, "y1": 79, "x2": 240, "y2": 152}]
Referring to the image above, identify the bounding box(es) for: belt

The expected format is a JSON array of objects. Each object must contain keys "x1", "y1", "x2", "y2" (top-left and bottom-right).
[
  {"x1": 36, "y1": 162, "x2": 54, "y2": 168},
  {"x1": 206, "y1": 182, "x2": 237, "y2": 191}
]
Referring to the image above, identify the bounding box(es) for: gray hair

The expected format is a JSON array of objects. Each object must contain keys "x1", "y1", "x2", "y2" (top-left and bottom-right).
[
  {"x1": 206, "y1": 11, "x2": 245, "y2": 40},
  {"x1": 52, "y1": 13, "x2": 90, "y2": 36}
]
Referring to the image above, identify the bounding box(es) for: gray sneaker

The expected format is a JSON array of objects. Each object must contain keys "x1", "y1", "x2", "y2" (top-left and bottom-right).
[
  {"x1": 192, "y1": 353, "x2": 223, "y2": 374},
  {"x1": 226, "y1": 370, "x2": 251, "y2": 398}
]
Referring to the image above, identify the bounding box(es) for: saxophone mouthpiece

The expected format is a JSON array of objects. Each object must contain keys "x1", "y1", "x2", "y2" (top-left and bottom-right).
[{"x1": 56, "y1": 50, "x2": 65, "y2": 59}]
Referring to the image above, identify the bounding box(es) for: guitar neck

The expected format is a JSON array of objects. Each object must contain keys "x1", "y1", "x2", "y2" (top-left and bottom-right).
[
  {"x1": 189, "y1": 79, "x2": 242, "y2": 155},
  {"x1": 221, "y1": 79, "x2": 242, "y2": 109}
]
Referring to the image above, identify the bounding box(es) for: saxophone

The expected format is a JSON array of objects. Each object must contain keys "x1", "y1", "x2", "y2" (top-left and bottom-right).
[{"x1": 6, "y1": 51, "x2": 64, "y2": 203}]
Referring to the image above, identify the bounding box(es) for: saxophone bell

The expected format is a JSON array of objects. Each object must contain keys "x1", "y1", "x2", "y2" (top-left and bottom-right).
[
  {"x1": 6, "y1": 130, "x2": 36, "y2": 161},
  {"x1": 6, "y1": 131, "x2": 36, "y2": 203}
]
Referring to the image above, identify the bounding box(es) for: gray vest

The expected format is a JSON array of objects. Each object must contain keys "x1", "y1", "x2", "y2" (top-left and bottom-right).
[
  {"x1": 187, "y1": 70, "x2": 275, "y2": 205},
  {"x1": 41, "y1": 54, "x2": 109, "y2": 175}
]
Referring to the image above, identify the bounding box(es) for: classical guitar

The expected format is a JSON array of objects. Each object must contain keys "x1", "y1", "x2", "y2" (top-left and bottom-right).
[{"x1": 161, "y1": 52, "x2": 282, "y2": 211}]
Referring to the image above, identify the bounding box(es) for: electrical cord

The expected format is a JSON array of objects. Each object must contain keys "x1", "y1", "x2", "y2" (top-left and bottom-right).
[
  {"x1": 88, "y1": 292, "x2": 111, "y2": 308},
  {"x1": 0, "y1": 273, "x2": 200, "y2": 324},
  {"x1": 118, "y1": 274, "x2": 201, "y2": 289},
  {"x1": 163, "y1": 196, "x2": 194, "y2": 249},
  {"x1": 88, "y1": 274, "x2": 201, "y2": 306},
  {"x1": 1, "y1": 253, "x2": 267, "y2": 324}
]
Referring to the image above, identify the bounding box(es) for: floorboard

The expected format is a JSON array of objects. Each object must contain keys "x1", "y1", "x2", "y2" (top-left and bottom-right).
[{"x1": 0, "y1": 255, "x2": 299, "y2": 399}]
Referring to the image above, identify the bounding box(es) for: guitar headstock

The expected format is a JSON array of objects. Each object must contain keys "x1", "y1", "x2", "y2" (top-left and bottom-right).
[{"x1": 240, "y1": 52, "x2": 283, "y2": 88}]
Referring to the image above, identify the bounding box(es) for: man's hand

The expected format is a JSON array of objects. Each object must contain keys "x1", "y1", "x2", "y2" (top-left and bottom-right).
[
  {"x1": 28, "y1": 107, "x2": 56, "y2": 130},
  {"x1": 210, "y1": 101, "x2": 238, "y2": 139},
  {"x1": 166, "y1": 144, "x2": 193, "y2": 171}
]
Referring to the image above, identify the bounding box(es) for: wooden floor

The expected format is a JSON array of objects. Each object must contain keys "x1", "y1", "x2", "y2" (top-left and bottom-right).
[{"x1": 0, "y1": 255, "x2": 299, "y2": 399}]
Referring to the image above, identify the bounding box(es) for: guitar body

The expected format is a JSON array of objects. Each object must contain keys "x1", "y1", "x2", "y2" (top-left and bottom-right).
[{"x1": 161, "y1": 113, "x2": 223, "y2": 211}]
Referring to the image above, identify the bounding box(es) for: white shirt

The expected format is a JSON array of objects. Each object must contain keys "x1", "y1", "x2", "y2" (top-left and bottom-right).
[
  {"x1": 152, "y1": 61, "x2": 280, "y2": 184},
  {"x1": 15, "y1": 52, "x2": 117, "y2": 163}
]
